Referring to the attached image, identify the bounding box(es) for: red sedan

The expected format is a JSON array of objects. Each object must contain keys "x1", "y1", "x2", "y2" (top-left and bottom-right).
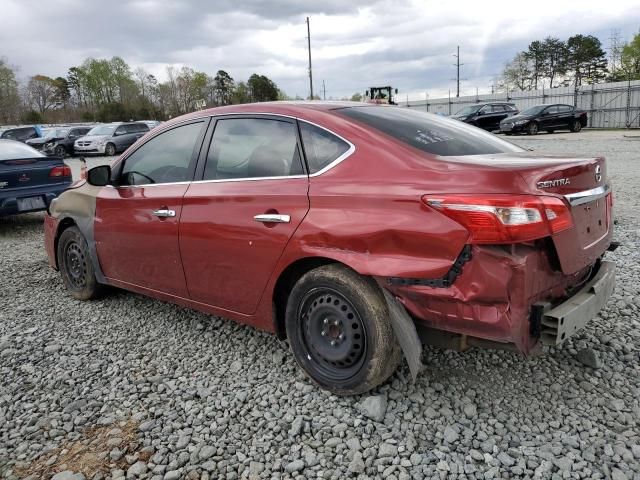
[{"x1": 44, "y1": 102, "x2": 615, "y2": 395}]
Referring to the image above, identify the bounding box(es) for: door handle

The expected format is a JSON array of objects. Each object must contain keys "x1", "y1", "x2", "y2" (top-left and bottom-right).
[
  {"x1": 153, "y1": 209, "x2": 176, "y2": 218},
  {"x1": 254, "y1": 214, "x2": 290, "y2": 223}
]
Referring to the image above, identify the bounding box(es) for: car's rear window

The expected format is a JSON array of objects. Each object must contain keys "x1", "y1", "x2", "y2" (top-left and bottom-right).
[{"x1": 338, "y1": 107, "x2": 523, "y2": 156}]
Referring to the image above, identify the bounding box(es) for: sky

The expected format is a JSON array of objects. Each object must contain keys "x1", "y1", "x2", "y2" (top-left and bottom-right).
[{"x1": 1, "y1": 0, "x2": 639, "y2": 101}]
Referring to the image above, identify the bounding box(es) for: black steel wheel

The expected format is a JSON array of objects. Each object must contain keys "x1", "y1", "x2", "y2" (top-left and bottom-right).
[
  {"x1": 57, "y1": 226, "x2": 102, "y2": 300},
  {"x1": 527, "y1": 122, "x2": 538, "y2": 135},
  {"x1": 285, "y1": 264, "x2": 402, "y2": 395},
  {"x1": 105, "y1": 143, "x2": 116, "y2": 156},
  {"x1": 299, "y1": 287, "x2": 367, "y2": 381}
]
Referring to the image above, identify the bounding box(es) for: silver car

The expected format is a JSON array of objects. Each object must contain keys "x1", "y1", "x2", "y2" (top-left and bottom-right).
[{"x1": 73, "y1": 122, "x2": 150, "y2": 156}]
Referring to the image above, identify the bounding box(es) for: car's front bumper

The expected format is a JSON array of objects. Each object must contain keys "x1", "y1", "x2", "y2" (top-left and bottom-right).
[
  {"x1": 74, "y1": 144, "x2": 106, "y2": 155},
  {"x1": 500, "y1": 123, "x2": 527, "y2": 133}
]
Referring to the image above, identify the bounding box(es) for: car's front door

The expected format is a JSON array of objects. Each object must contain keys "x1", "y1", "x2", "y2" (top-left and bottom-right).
[
  {"x1": 490, "y1": 105, "x2": 509, "y2": 129},
  {"x1": 539, "y1": 106, "x2": 557, "y2": 129},
  {"x1": 94, "y1": 119, "x2": 208, "y2": 297},
  {"x1": 180, "y1": 116, "x2": 309, "y2": 315},
  {"x1": 557, "y1": 105, "x2": 574, "y2": 129}
]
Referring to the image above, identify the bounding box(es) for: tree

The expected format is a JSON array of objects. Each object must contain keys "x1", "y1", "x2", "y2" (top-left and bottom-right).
[
  {"x1": 213, "y1": 70, "x2": 235, "y2": 106},
  {"x1": 247, "y1": 74, "x2": 279, "y2": 102},
  {"x1": 27, "y1": 75, "x2": 59, "y2": 113},
  {"x1": 540, "y1": 37, "x2": 568, "y2": 88},
  {"x1": 620, "y1": 31, "x2": 640, "y2": 80},
  {"x1": 231, "y1": 81, "x2": 250, "y2": 104},
  {"x1": 525, "y1": 40, "x2": 546, "y2": 89},
  {"x1": 0, "y1": 58, "x2": 21, "y2": 124},
  {"x1": 566, "y1": 35, "x2": 608, "y2": 86},
  {"x1": 502, "y1": 52, "x2": 533, "y2": 91},
  {"x1": 350, "y1": 92, "x2": 363, "y2": 102}
]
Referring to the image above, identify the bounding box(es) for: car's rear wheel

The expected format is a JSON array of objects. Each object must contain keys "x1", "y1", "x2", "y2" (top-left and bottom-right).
[
  {"x1": 57, "y1": 226, "x2": 102, "y2": 300},
  {"x1": 285, "y1": 264, "x2": 402, "y2": 395},
  {"x1": 54, "y1": 145, "x2": 66, "y2": 157},
  {"x1": 527, "y1": 122, "x2": 538, "y2": 135},
  {"x1": 105, "y1": 143, "x2": 116, "y2": 156},
  {"x1": 570, "y1": 120, "x2": 582, "y2": 132}
]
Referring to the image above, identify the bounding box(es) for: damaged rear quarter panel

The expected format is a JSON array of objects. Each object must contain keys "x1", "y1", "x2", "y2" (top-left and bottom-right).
[{"x1": 384, "y1": 244, "x2": 589, "y2": 353}]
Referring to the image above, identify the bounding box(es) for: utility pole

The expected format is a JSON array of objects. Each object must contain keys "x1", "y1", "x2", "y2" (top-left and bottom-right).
[
  {"x1": 306, "y1": 17, "x2": 314, "y2": 100},
  {"x1": 453, "y1": 46, "x2": 463, "y2": 97},
  {"x1": 322, "y1": 80, "x2": 326, "y2": 100}
]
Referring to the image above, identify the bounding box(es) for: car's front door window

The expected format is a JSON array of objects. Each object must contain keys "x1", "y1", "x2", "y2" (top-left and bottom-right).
[{"x1": 119, "y1": 121, "x2": 205, "y2": 186}]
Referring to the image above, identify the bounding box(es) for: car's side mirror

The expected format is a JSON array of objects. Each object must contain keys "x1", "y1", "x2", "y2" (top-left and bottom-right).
[{"x1": 87, "y1": 165, "x2": 111, "y2": 186}]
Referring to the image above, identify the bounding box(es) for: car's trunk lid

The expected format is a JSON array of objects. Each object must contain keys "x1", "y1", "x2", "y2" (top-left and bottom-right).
[
  {"x1": 0, "y1": 157, "x2": 68, "y2": 190},
  {"x1": 439, "y1": 152, "x2": 612, "y2": 274}
]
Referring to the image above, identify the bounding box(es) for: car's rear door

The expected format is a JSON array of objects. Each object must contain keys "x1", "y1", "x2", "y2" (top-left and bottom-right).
[
  {"x1": 179, "y1": 115, "x2": 309, "y2": 314},
  {"x1": 490, "y1": 104, "x2": 509, "y2": 129},
  {"x1": 94, "y1": 119, "x2": 209, "y2": 297}
]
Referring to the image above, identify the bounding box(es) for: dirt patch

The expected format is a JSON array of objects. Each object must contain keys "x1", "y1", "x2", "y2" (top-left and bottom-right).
[{"x1": 16, "y1": 420, "x2": 141, "y2": 480}]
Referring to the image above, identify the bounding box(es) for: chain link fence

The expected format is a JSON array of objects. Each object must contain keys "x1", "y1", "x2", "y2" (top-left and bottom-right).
[{"x1": 401, "y1": 80, "x2": 640, "y2": 128}]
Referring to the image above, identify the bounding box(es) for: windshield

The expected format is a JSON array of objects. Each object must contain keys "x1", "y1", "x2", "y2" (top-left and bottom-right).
[
  {"x1": 88, "y1": 124, "x2": 117, "y2": 136},
  {"x1": 0, "y1": 139, "x2": 45, "y2": 160},
  {"x1": 338, "y1": 106, "x2": 523, "y2": 157},
  {"x1": 45, "y1": 128, "x2": 69, "y2": 138},
  {"x1": 520, "y1": 105, "x2": 547, "y2": 116},
  {"x1": 454, "y1": 105, "x2": 481, "y2": 116}
]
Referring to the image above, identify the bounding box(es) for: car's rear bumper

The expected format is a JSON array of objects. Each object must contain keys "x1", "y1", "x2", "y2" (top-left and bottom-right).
[
  {"x1": 383, "y1": 244, "x2": 614, "y2": 354},
  {"x1": 538, "y1": 260, "x2": 615, "y2": 345},
  {"x1": 0, "y1": 184, "x2": 69, "y2": 217}
]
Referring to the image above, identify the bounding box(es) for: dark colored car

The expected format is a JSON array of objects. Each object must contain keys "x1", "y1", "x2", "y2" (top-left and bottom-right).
[
  {"x1": 40, "y1": 127, "x2": 92, "y2": 157},
  {"x1": 44, "y1": 103, "x2": 615, "y2": 395},
  {"x1": 0, "y1": 126, "x2": 40, "y2": 143},
  {"x1": 500, "y1": 104, "x2": 588, "y2": 135},
  {"x1": 0, "y1": 139, "x2": 72, "y2": 217},
  {"x1": 74, "y1": 122, "x2": 150, "y2": 156},
  {"x1": 451, "y1": 102, "x2": 519, "y2": 131}
]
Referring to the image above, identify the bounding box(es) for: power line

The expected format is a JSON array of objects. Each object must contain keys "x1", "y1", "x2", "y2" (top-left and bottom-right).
[{"x1": 306, "y1": 17, "x2": 313, "y2": 100}]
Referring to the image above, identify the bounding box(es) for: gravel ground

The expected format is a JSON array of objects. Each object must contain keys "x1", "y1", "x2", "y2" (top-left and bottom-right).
[{"x1": 1, "y1": 130, "x2": 639, "y2": 480}]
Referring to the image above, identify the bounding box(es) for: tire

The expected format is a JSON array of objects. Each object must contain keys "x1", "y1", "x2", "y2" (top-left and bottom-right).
[
  {"x1": 54, "y1": 145, "x2": 66, "y2": 157},
  {"x1": 285, "y1": 264, "x2": 402, "y2": 395},
  {"x1": 57, "y1": 226, "x2": 102, "y2": 300},
  {"x1": 546, "y1": 130, "x2": 554, "y2": 134},
  {"x1": 527, "y1": 122, "x2": 538, "y2": 135},
  {"x1": 570, "y1": 120, "x2": 582, "y2": 132},
  {"x1": 105, "y1": 143, "x2": 116, "y2": 156}
]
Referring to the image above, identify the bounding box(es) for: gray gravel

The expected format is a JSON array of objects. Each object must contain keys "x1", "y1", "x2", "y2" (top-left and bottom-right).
[{"x1": 1, "y1": 131, "x2": 639, "y2": 479}]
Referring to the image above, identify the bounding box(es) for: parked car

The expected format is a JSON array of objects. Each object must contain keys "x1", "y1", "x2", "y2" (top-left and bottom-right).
[
  {"x1": 74, "y1": 122, "x2": 150, "y2": 156},
  {"x1": 500, "y1": 104, "x2": 588, "y2": 135},
  {"x1": 0, "y1": 126, "x2": 40, "y2": 143},
  {"x1": 141, "y1": 120, "x2": 162, "y2": 130},
  {"x1": 0, "y1": 139, "x2": 72, "y2": 217},
  {"x1": 40, "y1": 127, "x2": 92, "y2": 157},
  {"x1": 451, "y1": 102, "x2": 519, "y2": 131},
  {"x1": 45, "y1": 103, "x2": 615, "y2": 395}
]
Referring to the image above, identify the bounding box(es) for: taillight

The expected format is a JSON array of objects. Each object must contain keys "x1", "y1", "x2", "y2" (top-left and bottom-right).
[
  {"x1": 49, "y1": 165, "x2": 72, "y2": 178},
  {"x1": 423, "y1": 194, "x2": 573, "y2": 244}
]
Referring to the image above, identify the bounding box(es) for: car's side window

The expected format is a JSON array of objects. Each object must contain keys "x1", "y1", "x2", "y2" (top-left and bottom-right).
[
  {"x1": 114, "y1": 125, "x2": 127, "y2": 136},
  {"x1": 119, "y1": 121, "x2": 204, "y2": 186},
  {"x1": 545, "y1": 106, "x2": 558, "y2": 115},
  {"x1": 203, "y1": 118, "x2": 303, "y2": 180},
  {"x1": 559, "y1": 105, "x2": 572, "y2": 112},
  {"x1": 299, "y1": 122, "x2": 351, "y2": 174},
  {"x1": 492, "y1": 105, "x2": 505, "y2": 112}
]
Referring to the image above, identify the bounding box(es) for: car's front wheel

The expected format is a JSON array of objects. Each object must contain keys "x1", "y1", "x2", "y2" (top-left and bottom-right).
[
  {"x1": 105, "y1": 143, "x2": 116, "y2": 156},
  {"x1": 54, "y1": 145, "x2": 66, "y2": 157},
  {"x1": 285, "y1": 264, "x2": 402, "y2": 395},
  {"x1": 527, "y1": 122, "x2": 538, "y2": 135},
  {"x1": 57, "y1": 226, "x2": 102, "y2": 300}
]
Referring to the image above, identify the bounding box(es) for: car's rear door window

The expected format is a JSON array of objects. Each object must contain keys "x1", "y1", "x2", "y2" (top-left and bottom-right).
[
  {"x1": 338, "y1": 106, "x2": 523, "y2": 156},
  {"x1": 202, "y1": 118, "x2": 303, "y2": 180},
  {"x1": 299, "y1": 121, "x2": 351, "y2": 174},
  {"x1": 119, "y1": 121, "x2": 205, "y2": 185}
]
